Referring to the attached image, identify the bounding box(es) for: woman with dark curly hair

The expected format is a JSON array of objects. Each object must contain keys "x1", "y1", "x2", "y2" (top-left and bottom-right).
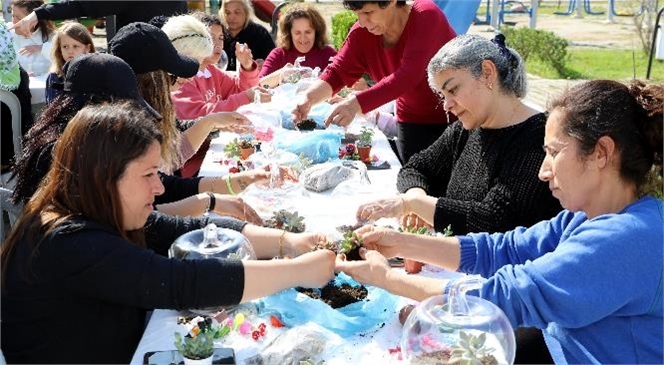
[{"x1": 258, "y1": 3, "x2": 336, "y2": 88}]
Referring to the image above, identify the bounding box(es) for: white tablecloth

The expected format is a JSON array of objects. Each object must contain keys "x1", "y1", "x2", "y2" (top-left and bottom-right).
[{"x1": 131, "y1": 123, "x2": 461, "y2": 365}]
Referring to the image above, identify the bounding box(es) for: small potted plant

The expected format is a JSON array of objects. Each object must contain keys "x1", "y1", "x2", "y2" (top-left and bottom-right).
[
  {"x1": 174, "y1": 330, "x2": 215, "y2": 365},
  {"x1": 238, "y1": 138, "x2": 255, "y2": 160},
  {"x1": 399, "y1": 224, "x2": 452, "y2": 274},
  {"x1": 355, "y1": 126, "x2": 375, "y2": 162}
]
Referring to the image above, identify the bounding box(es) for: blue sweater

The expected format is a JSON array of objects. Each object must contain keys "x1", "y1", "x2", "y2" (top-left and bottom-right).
[{"x1": 458, "y1": 196, "x2": 663, "y2": 364}]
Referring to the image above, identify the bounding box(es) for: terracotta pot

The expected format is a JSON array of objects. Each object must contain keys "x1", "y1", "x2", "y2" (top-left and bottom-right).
[
  {"x1": 357, "y1": 146, "x2": 371, "y2": 162},
  {"x1": 239, "y1": 146, "x2": 255, "y2": 160},
  {"x1": 404, "y1": 259, "x2": 424, "y2": 274}
]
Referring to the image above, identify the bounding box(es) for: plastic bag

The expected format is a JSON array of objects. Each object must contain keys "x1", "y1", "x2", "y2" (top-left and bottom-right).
[
  {"x1": 300, "y1": 161, "x2": 355, "y2": 192},
  {"x1": 244, "y1": 322, "x2": 342, "y2": 365},
  {"x1": 256, "y1": 272, "x2": 399, "y2": 337},
  {"x1": 274, "y1": 129, "x2": 342, "y2": 164},
  {"x1": 279, "y1": 102, "x2": 333, "y2": 130},
  {"x1": 239, "y1": 181, "x2": 309, "y2": 220}
]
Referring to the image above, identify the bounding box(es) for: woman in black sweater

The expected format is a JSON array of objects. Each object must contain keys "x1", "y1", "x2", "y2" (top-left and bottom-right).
[{"x1": 1, "y1": 102, "x2": 335, "y2": 364}]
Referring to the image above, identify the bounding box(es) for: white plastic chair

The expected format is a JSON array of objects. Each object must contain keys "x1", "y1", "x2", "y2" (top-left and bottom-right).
[{"x1": 0, "y1": 89, "x2": 22, "y2": 159}]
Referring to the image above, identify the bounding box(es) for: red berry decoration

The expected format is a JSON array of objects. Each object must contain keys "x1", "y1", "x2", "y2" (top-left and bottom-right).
[
  {"x1": 251, "y1": 330, "x2": 260, "y2": 340},
  {"x1": 269, "y1": 315, "x2": 284, "y2": 328},
  {"x1": 345, "y1": 143, "x2": 356, "y2": 155},
  {"x1": 228, "y1": 167, "x2": 240, "y2": 174},
  {"x1": 258, "y1": 323, "x2": 266, "y2": 331}
]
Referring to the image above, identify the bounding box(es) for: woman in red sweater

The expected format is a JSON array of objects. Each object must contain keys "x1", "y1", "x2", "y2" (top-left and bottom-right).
[
  {"x1": 293, "y1": 0, "x2": 456, "y2": 164},
  {"x1": 258, "y1": 3, "x2": 337, "y2": 88}
]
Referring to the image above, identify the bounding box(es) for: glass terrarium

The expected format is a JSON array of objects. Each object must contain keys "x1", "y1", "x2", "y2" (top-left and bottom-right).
[
  {"x1": 169, "y1": 223, "x2": 256, "y2": 314},
  {"x1": 400, "y1": 276, "x2": 515, "y2": 365}
]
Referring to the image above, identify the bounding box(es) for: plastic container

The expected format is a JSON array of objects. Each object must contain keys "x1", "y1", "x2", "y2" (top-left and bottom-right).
[{"x1": 400, "y1": 276, "x2": 515, "y2": 365}]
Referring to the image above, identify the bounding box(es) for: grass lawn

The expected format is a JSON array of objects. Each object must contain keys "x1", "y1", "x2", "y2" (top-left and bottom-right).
[{"x1": 525, "y1": 48, "x2": 664, "y2": 81}]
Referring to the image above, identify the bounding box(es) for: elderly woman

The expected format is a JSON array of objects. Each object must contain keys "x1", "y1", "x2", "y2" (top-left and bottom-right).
[
  {"x1": 1, "y1": 102, "x2": 336, "y2": 363},
  {"x1": 258, "y1": 3, "x2": 337, "y2": 88},
  {"x1": 338, "y1": 78, "x2": 664, "y2": 364},
  {"x1": 292, "y1": 0, "x2": 457, "y2": 164},
  {"x1": 165, "y1": 13, "x2": 270, "y2": 177},
  {"x1": 220, "y1": 0, "x2": 274, "y2": 71}
]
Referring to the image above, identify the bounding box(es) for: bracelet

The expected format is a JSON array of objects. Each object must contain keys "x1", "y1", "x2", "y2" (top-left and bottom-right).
[
  {"x1": 206, "y1": 192, "x2": 216, "y2": 213},
  {"x1": 225, "y1": 174, "x2": 236, "y2": 195},
  {"x1": 278, "y1": 230, "x2": 286, "y2": 258}
]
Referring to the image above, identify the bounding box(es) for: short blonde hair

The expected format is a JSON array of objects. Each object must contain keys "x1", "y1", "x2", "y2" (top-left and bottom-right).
[
  {"x1": 162, "y1": 15, "x2": 213, "y2": 63},
  {"x1": 220, "y1": 0, "x2": 254, "y2": 30}
]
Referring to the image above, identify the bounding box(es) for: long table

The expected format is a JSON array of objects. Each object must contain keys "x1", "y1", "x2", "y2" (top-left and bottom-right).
[{"x1": 131, "y1": 125, "x2": 460, "y2": 365}]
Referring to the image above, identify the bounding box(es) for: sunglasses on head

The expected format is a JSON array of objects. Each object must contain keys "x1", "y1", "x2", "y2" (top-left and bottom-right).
[{"x1": 168, "y1": 73, "x2": 177, "y2": 86}]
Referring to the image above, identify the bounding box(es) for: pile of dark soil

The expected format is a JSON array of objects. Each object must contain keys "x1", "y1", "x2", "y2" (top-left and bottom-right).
[
  {"x1": 295, "y1": 118, "x2": 317, "y2": 131},
  {"x1": 296, "y1": 280, "x2": 368, "y2": 309}
]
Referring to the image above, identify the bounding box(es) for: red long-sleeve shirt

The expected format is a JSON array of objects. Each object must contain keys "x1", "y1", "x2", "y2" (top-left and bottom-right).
[{"x1": 320, "y1": 0, "x2": 456, "y2": 124}]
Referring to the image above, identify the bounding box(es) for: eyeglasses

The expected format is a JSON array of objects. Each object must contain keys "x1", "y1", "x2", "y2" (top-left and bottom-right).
[{"x1": 168, "y1": 73, "x2": 177, "y2": 86}]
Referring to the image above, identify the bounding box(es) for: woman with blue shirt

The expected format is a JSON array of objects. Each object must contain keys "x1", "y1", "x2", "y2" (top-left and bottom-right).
[{"x1": 337, "y1": 79, "x2": 664, "y2": 364}]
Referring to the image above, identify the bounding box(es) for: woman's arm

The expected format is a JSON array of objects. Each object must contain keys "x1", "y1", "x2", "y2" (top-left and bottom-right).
[{"x1": 155, "y1": 193, "x2": 263, "y2": 225}]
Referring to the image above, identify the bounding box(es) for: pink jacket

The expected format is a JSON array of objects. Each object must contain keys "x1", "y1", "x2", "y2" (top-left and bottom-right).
[{"x1": 171, "y1": 63, "x2": 260, "y2": 119}]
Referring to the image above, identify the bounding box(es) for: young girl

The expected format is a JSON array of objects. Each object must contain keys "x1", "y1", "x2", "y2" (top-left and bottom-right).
[
  {"x1": 11, "y1": 0, "x2": 55, "y2": 76},
  {"x1": 45, "y1": 21, "x2": 94, "y2": 103}
]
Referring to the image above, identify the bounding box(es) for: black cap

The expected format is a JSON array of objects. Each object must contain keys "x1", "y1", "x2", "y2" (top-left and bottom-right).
[
  {"x1": 62, "y1": 53, "x2": 162, "y2": 120},
  {"x1": 108, "y1": 22, "x2": 199, "y2": 77}
]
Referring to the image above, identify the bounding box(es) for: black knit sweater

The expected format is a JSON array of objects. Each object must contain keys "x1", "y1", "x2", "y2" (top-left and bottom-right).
[{"x1": 397, "y1": 113, "x2": 562, "y2": 235}]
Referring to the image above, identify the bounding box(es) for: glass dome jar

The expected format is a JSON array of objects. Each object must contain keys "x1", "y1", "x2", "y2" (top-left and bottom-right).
[
  {"x1": 400, "y1": 276, "x2": 515, "y2": 365},
  {"x1": 169, "y1": 223, "x2": 256, "y2": 314}
]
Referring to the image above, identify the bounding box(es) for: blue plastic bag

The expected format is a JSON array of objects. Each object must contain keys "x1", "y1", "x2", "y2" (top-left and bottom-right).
[
  {"x1": 280, "y1": 103, "x2": 333, "y2": 130},
  {"x1": 273, "y1": 129, "x2": 343, "y2": 164},
  {"x1": 256, "y1": 272, "x2": 399, "y2": 337}
]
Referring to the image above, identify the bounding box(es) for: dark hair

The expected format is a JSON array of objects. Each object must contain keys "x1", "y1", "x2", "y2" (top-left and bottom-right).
[
  {"x1": 191, "y1": 11, "x2": 223, "y2": 29},
  {"x1": 12, "y1": 0, "x2": 54, "y2": 42},
  {"x1": 11, "y1": 92, "x2": 125, "y2": 203},
  {"x1": 50, "y1": 21, "x2": 96, "y2": 76},
  {"x1": 2, "y1": 102, "x2": 162, "y2": 284},
  {"x1": 549, "y1": 80, "x2": 663, "y2": 193},
  {"x1": 277, "y1": 3, "x2": 329, "y2": 50},
  {"x1": 343, "y1": 0, "x2": 407, "y2": 11}
]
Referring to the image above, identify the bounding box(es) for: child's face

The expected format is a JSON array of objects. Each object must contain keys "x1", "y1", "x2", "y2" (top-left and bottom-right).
[
  {"x1": 11, "y1": 5, "x2": 30, "y2": 36},
  {"x1": 60, "y1": 34, "x2": 91, "y2": 62}
]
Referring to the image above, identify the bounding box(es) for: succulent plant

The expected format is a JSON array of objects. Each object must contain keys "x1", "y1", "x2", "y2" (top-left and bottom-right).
[
  {"x1": 264, "y1": 209, "x2": 306, "y2": 233},
  {"x1": 174, "y1": 330, "x2": 215, "y2": 360},
  {"x1": 338, "y1": 231, "x2": 363, "y2": 255},
  {"x1": 448, "y1": 331, "x2": 498, "y2": 365}
]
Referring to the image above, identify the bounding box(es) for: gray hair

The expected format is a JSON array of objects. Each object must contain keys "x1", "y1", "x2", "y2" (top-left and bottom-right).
[
  {"x1": 427, "y1": 34, "x2": 527, "y2": 98},
  {"x1": 162, "y1": 15, "x2": 213, "y2": 63}
]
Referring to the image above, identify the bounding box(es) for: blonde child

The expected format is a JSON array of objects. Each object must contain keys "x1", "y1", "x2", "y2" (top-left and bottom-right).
[
  {"x1": 11, "y1": 0, "x2": 55, "y2": 76},
  {"x1": 45, "y1": 21, "x2": 94, "y2": 103}
]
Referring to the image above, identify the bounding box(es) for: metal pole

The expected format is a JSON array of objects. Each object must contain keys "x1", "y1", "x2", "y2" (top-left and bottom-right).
[{"x1": 646, "y1": 6, "x2": 664, "y2": 79}]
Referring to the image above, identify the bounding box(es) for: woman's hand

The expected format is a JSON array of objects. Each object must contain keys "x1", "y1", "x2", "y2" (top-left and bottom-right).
[
  {"x1": 292, "y1": 95, "x2": 313, "y2": 122},
  {"x1": 235, "y1": 42, "x2": 255, "y2": 71},
  {"x1": 204, "y1": 112, "x2": 252, "y2": 134},
  {"x1": 18, "y1": 44, "x2": 42, "y2": 55},
  {"x1": 335, "y1": 248, "x2": 391, "y2": 287},
  {"x1": 9, "y1": 11, "x2": 37, "y2": 36},
  {"x1": 324, "y1": 95, "x2": 361, "y2": 127},
  {"x1": 356, "y1": 196, "x2": 407, "y2": 222},
  {"x1": 400, "y1": 213, "x2": 433, "y2": 231},
  {"x1": 252, "y1": 165, "x2": 298, "y2": 187},
  {"x1": 355, "y1": 225, "x2": 405, "y2": 259},
  {"x1": 245, "y1": 86, "x2": 271, "y2": 103},
  {"x1": 212, "y1": 194, "x2": 263, "y2": 225},
  {"x1": 293, "y1": 250, "x2": 336, "y2": 288},
  {"x1": 284, "y1": 232, "x2": 329, "y2": 257}
]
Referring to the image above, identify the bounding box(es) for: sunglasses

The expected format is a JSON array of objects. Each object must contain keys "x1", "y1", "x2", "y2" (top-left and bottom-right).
[{"x1": 168, "y1": 73, "x2": 177, "y2": 86}]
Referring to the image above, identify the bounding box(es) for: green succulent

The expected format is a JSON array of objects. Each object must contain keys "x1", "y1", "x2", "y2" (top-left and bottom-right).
[
  {"x1": 265, "y1": 209, "x2": 306, "y2": 233},
  {"x1": 223, "y1": 138, "x2": 241, "y2": 157},
  {"x1": 174, "y1": 330, "x2": 215, "y2": 360},
  {"x1": 448, "y1": 331, "x2": 498, "y2": 365},
  {"x1": 338, "y1": 231, "x2": 363, "y2": 254}
]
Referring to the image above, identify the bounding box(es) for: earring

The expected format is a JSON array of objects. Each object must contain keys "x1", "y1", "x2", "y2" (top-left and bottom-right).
[{"x1": 487, "y1": 83, "x2": 493, "y2": 90}]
